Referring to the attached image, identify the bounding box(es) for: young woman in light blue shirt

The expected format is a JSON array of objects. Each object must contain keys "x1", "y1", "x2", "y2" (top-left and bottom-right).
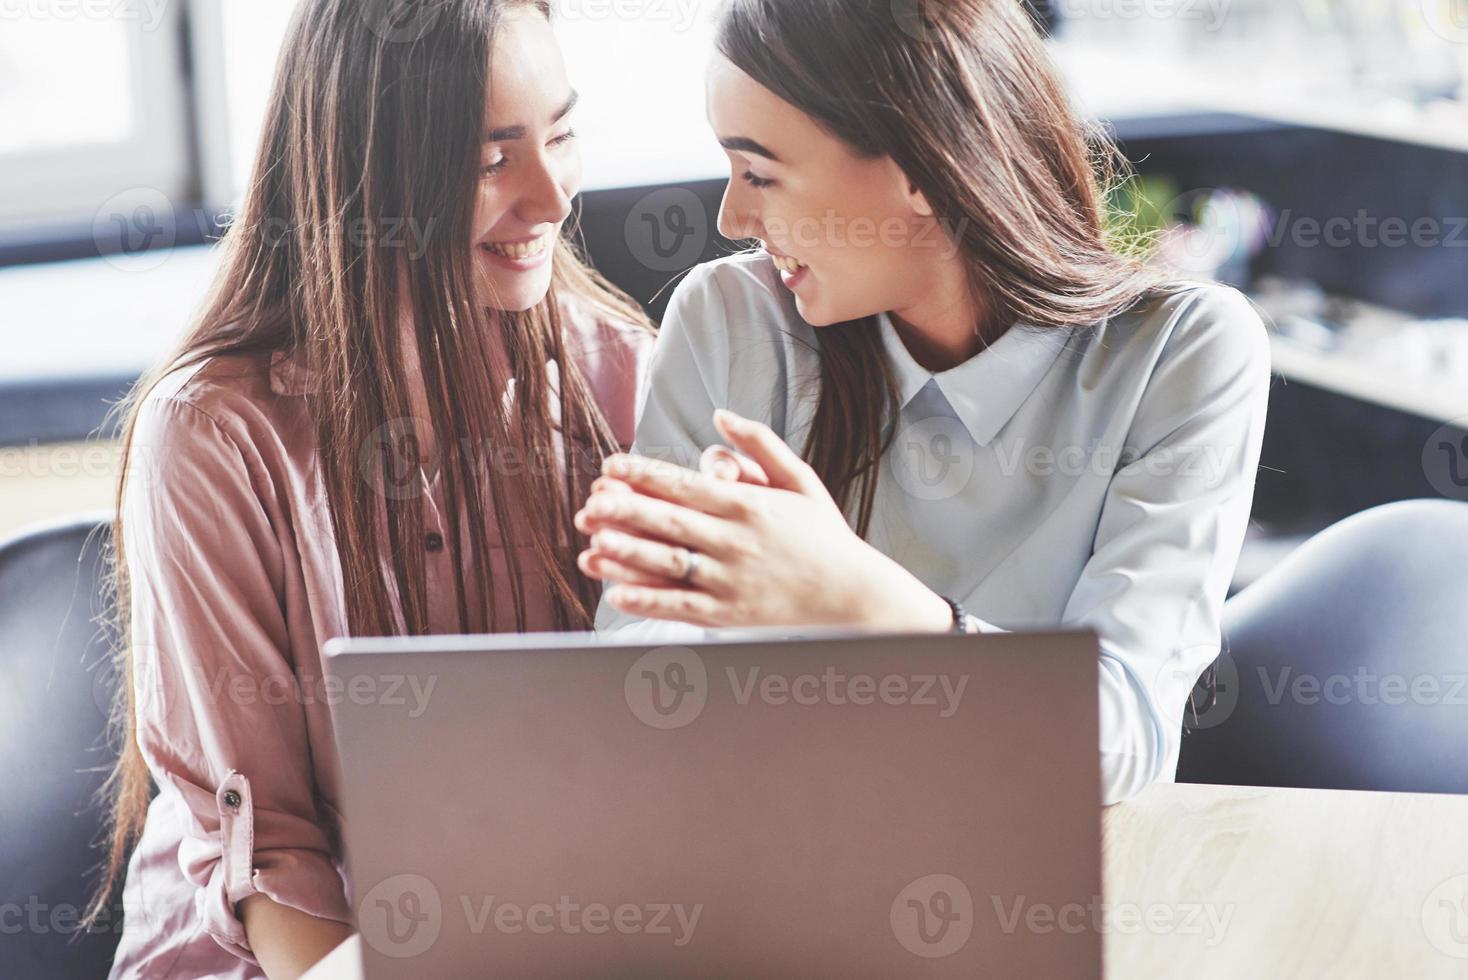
[{"x1": 575, "y1": 0, "x2": 1272, "y2": 804}]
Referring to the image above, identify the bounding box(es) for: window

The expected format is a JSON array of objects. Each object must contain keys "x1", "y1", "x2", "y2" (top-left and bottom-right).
[
  {"x1": 6, "y1": 0, "x2": 1466, "y2": 238},
  {"x1": 554, "y1": 9, "x2": 725, "y2": 191},
  {"x1": 0, "y1": 4, "x2": 190, "y2": 231},
  {"x1": 190, "y1": 0, "x2": 727, "y2": 208},
  {"x1": 188, "y1": 0, "x2": 299, "y2": 207}
]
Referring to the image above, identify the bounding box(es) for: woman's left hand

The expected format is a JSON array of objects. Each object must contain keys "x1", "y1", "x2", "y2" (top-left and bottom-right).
[{"x1": 575, "y1": 410, "x2": 952, "y2": 632}]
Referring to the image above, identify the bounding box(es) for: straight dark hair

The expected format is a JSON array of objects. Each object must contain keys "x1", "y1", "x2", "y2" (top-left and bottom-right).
[{"x1": 87, "y1": 0, "x2": 651, "y2": 926}]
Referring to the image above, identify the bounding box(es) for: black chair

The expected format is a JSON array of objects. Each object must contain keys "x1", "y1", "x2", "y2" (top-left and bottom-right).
[
  {"x1": 0, "y1": 514, "x2": 123, "y2": 978},
  {"x1": 1178, "y1": 499, "x2": 1468, "y2": 794}
]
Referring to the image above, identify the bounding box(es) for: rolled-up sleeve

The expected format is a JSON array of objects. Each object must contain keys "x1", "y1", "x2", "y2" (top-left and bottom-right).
[
  {"x1": 124, "y1": 394, "x2": 350, "y2": 961},
  {"x1": 1064, "y1": 289, "x2": 1272, "y2": 804}
]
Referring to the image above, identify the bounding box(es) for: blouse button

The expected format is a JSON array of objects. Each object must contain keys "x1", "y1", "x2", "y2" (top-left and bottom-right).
[
  {"x1": 425, "y1": 532, "x2": 445, "y2": 553},
  {"x1": 223, "y1": 790, "x2": 242, "y2": 812}
]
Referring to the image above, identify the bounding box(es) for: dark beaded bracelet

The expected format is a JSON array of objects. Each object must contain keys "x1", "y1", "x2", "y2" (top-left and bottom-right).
[{"x1": 940, "y1": 595, "x2": 973, "y2": 634}]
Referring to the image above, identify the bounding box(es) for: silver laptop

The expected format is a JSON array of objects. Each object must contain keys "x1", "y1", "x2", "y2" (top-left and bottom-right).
[{"x1": 323, "y1": 628, "x2": 1102, "y2": 978}]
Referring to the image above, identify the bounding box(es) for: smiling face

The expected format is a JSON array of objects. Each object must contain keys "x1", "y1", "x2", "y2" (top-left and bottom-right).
[
  {"x1": 471, "y1": 8, "x2": 583, "y2": 312},
  {"x1": 707, "y1": 55, "x2": 955, "y2": 329}
]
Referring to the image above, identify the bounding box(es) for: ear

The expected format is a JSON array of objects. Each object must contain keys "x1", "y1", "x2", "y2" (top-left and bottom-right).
[
  {"x1": 881, "y1": 157, "x2": 934, "y2": 218},
  {"x1": 902, "y1": 171, "x2": 935, "y2": 218}
]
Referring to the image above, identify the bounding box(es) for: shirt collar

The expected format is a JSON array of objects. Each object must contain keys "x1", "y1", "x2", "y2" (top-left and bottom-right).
[{"x1": 876, "y1": 312, "x2": 1076, "y2": 447}]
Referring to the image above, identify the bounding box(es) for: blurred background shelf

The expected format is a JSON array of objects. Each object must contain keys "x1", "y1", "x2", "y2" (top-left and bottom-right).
[
  {"x1": 1270, "y1": 336, "x2": 1468, "y2": 425},
  {"x1": 0, "y1": 246, "x2": 217, "y2": 445},
  {"x1": 1099, "y1": 101, "x2": 1468, "y2": 157},
  {"x1": 1054, "y1": 25, "x2": 1468, "y2": 156}
]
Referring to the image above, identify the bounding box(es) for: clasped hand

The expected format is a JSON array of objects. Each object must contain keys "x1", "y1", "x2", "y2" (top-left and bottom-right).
[{"x1": 574, "y1": 409, "x2": 951, "y2": 632}]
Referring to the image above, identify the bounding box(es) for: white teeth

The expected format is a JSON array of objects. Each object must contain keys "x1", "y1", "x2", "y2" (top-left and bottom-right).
[
  {"x1": 487, "y1": 235, "x2": 550, "y2": 260},
  {"x1": 770, "y1": 253, "x2": 805, "y2": 275}
]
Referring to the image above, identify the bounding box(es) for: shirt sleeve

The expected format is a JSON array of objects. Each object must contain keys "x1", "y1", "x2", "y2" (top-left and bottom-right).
[
  {"x1": 123, "y1": 393, "x2": 351, "y2": 962},
  {"x1": 1064, "y1": 287, "x2": 1272, "y2": 805},
  {"x1": 595, "y1": 267, "x2": 729, "y2": 642}
]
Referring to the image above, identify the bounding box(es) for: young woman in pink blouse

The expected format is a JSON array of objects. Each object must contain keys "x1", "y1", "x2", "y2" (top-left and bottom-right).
[{"x1": 88, "y1": 2, "x2": 652, "y2": 976}]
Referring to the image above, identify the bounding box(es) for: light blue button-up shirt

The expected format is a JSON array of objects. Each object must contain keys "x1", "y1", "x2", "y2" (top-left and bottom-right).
[{"x1": 598, "y1": 252, "x2": 1273, "y2": 804}]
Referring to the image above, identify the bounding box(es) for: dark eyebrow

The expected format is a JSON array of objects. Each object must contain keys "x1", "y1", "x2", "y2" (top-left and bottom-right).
[
  {"x1": 719, "y1": 136, "x2": 783, "y2": 164},
  {"x1": 485, "y1": 90, "x2": 579, "y2": 143}
]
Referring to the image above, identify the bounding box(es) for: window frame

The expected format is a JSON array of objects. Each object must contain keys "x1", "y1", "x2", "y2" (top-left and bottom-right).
[{"x1": 0, "y1": 2, "x2": 193, "y2": 234}]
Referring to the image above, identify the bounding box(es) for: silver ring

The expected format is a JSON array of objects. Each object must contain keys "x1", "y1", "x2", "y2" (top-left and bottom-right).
[{"x1": 679, "y1": 549, "x2": 700, "y2": 585}]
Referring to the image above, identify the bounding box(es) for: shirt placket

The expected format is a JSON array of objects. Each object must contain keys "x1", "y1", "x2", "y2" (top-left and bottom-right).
[{"x1": 419, "y1": 468, "x2": 458, "y2": 632}]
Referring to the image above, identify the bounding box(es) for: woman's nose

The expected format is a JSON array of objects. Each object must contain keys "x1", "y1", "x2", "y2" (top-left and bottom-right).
[
  {"x1": 519, "y1": 159, "x2": 575, "y2": 226},
  {"x1": 717, "y1": 183, "x2": 758, "y2": 241}
]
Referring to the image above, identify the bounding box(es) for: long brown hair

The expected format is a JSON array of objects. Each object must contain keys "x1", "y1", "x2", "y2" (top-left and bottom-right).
[
  {"x1": 86, "y1": 0, "x2": 650, "y2": 924},
  {"x1": 716, "y1": 0, "x2": 1162, "y2": 534}
]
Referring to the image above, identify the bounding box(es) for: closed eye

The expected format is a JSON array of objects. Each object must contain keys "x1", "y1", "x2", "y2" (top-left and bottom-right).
[
  {"x1": 482, "y1": 131, "x2": 576, "y2": 178},
  {"x1": 742, "y1": 171, "x2": 776, "y2": 189}
]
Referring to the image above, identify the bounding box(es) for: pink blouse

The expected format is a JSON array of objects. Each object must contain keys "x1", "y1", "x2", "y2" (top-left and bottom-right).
[{"x1": 108, "y1": 301, "x2": 652, "y2": 978}]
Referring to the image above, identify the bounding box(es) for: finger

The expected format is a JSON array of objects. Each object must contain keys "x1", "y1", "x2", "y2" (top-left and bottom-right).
[
  {"x1": 576, "y1": 501, "x2": 618, "y2": 537},
  {"x1": 589, "y1": 476, "x2": 634, "y2": 496},
  {"x1": 602, "y1": 454, "x2": 749, "y2": 520},
  {"x1": 712, "y1": 410, "x2": 828, "y2": 498},
  {"x1": 700, "y1": 445, "x2": 771, "y2": 487},
  {"x1": 604, "y1": 584, "x2": 725, "y2": 629},
  {"x1": 590, "y1": 528, "x2": 727, "y2": 593},
  {"x1": 578, "y1": 549, "x2": 681, "y2": 589},
  {"x1": 700, "y1": 448, "x2": 740, "y2": 482},
  {"x1": 576, "y1": 478, "x2": 637, "y2": 536},
  {"x1": 577, "y1": 489, "x2": 734, "y2": 556}
]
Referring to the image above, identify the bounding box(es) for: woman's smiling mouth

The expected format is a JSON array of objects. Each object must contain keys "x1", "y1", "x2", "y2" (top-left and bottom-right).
[{"x1": 482, "y1": 232, "x2": 554, "y2": 270}]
